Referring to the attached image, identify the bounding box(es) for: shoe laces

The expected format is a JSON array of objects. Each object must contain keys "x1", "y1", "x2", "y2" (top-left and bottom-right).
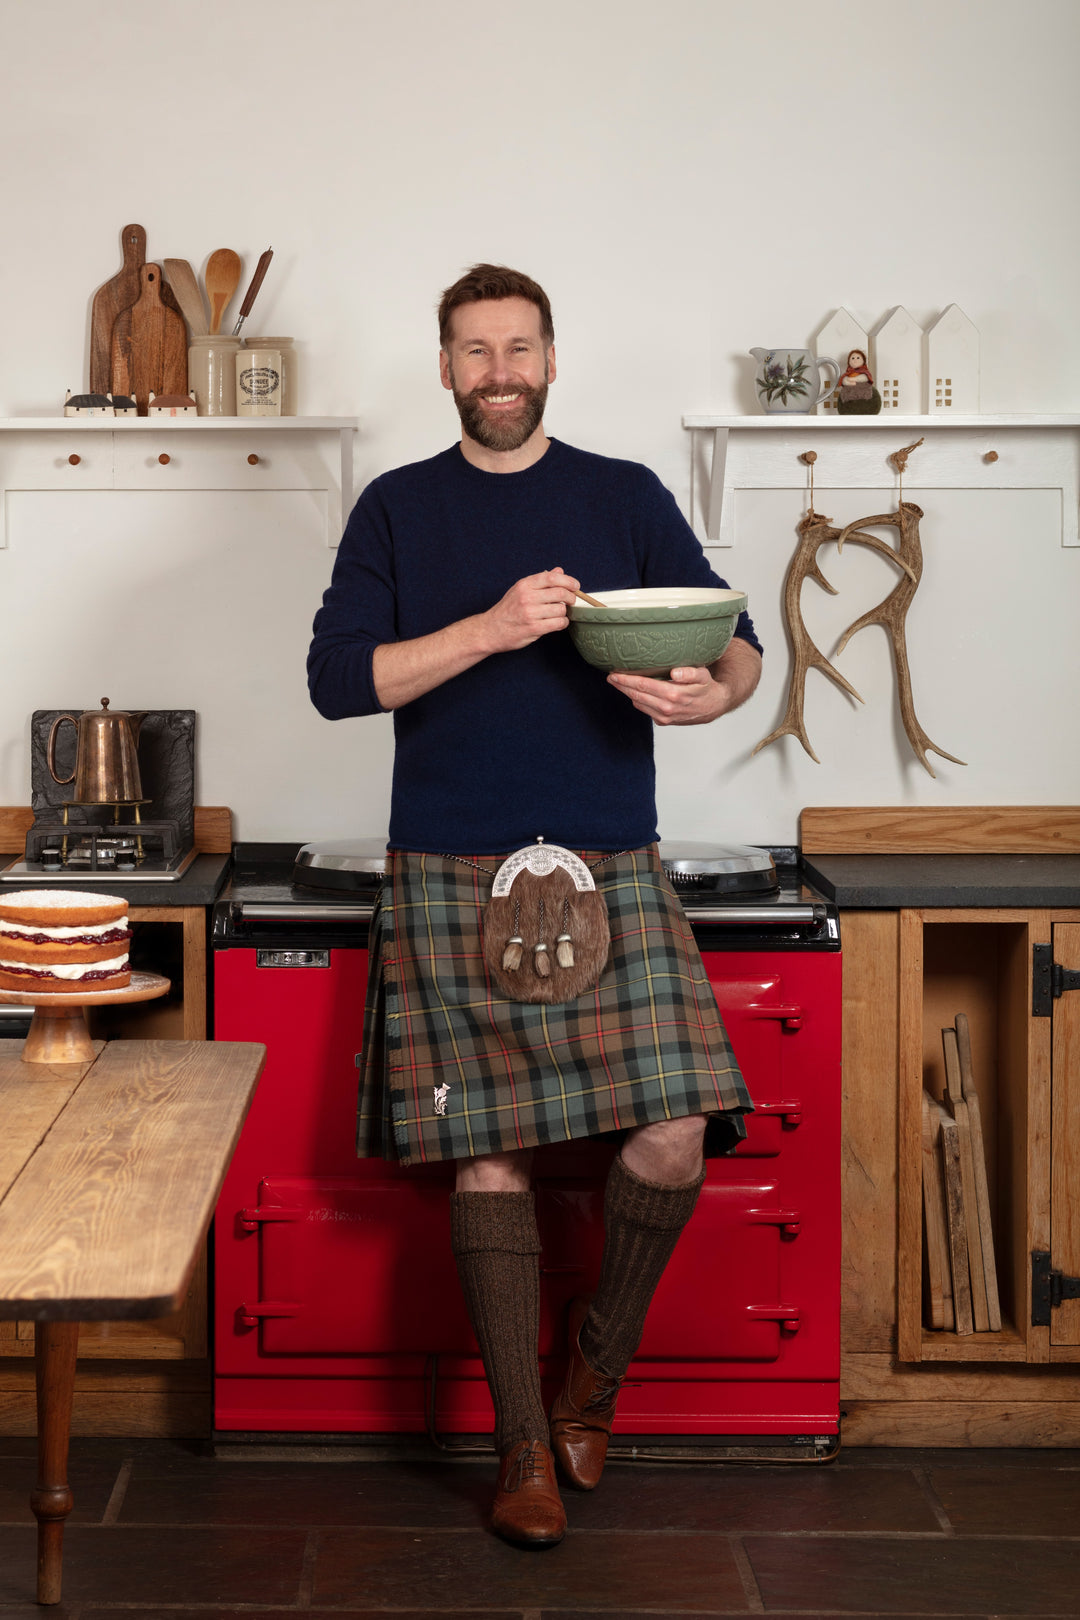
[
  {"x1": 508, "y1": 1442, "x2": 547, "y2": 1488},
  {"x1": 583, "y1": 1376, "x2": 621, "y2": 1414}
]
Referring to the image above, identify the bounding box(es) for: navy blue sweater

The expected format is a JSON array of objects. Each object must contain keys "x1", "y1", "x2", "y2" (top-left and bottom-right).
[{"x1": 308, "y1": 439, "x2": 761, "y2": 853}]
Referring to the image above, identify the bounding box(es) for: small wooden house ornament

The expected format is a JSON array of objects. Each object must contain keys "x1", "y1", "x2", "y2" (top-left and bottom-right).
[
  {"x1": 870, "y1": 307, "x2": 923, "y2": 414},
  {"x1": 812, "y1": 309, "x2": 868, "y2": 413},
  {"x1": 925, "y1": 304, "x2": 979, "y2": 413},
  {"x1": 111, "y1": 394, "x2": 138, "y2": 417},
  {"x1": 147, "y1": 391, "x2": 198, "y2": 418},
  {"x1": 64, "y1": 390, "x2": 114, "y2": 417}
]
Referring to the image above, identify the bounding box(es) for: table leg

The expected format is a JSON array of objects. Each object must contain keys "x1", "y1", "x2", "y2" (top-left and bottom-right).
[{"x1": 31, "y1": 1320, "x2": 80, "y2": 1605}]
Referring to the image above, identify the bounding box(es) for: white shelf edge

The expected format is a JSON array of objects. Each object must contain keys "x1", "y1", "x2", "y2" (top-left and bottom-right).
[
  {"x1": 682, "y1": 413, "x2": 1080, "y2": 429},
  {"x1": 0, "y1": 416, "x2": 358, "y2": 431}
]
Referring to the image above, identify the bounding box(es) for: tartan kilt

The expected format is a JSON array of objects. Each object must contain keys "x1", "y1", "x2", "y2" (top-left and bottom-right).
[{"x1": 356, "y1": 845, "x2": 752, "y2": 1166}]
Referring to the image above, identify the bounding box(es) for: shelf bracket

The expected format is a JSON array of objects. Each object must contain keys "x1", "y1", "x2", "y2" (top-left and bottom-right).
[{"x1": 705, "y1": 427, "x2": 729, "y2": 544}]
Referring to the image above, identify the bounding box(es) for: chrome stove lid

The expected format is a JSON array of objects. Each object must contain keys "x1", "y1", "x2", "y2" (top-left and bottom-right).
[
  {"x1": 658, "y1": 842, "x2": 776, "y2": 878},
  {"x1": 292, "y1": 838, "x2": 387, "y2": 891}
]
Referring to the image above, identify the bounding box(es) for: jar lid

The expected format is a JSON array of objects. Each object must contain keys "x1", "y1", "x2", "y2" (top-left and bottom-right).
[
  {"x1": 245, "y1": 335, "x2": 293, "y2": 345},
  {"x1": 190, "y1": 332, "x2": 241, "y2": 344}
]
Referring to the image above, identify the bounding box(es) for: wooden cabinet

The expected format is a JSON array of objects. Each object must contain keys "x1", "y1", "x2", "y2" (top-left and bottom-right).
[
  {"x1": 809, "y1": 808, "x2": 1080, "y2": 1445},
  {"x1": 0, "y1": 807, "x2": 229, "y2": 1436}
]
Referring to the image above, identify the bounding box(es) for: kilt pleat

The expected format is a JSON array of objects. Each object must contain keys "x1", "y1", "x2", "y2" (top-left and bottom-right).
[{"x1": 357, "y1": 845, "x2": 752, "y2": 1165}]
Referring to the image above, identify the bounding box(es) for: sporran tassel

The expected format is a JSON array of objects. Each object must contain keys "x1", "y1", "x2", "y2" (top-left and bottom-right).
[
  {"x1": 501, "y1": 898, "x2": 524, "y2": 971},
  {"x1": 534, "y1": 898, "x2": 551, "y2": 976},
  {"x1": 556, "y1": 897, "x2": 574, "y2": 967}
]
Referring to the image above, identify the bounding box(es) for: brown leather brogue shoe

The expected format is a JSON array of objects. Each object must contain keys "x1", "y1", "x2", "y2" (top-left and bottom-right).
[
  {"x1": 549, "y1": 1296, "x2": 623, "y2": 1491},
  {"x1": 489, "y1": 1439, "x2": 566, "y2": 1548}
]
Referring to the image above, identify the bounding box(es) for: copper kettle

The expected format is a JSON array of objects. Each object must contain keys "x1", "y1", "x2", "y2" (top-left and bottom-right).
[{"x1": 47, "y1": 698, "x2": 147, "y2": 804}]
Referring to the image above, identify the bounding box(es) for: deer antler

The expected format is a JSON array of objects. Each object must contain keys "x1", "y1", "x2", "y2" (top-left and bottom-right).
[
  {"x1": 833, "y1": 501, "x2": 966, "y2": 778},
  {"x1": 753, "y1": 510, "x2": 912, "y2": 761}
]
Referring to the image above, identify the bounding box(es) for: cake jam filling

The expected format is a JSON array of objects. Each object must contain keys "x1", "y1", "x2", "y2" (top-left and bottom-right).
[
  {"x1": 0, "y1": 954, "x2": 129, "y2": 981},
  {"x1": 1, "y1": 927, "x2": 131, "y2": 947}
]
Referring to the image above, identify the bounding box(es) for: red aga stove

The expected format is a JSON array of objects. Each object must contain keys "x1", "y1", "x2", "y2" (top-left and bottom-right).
[{"x1": 212, "y1": 841, "x2": 841, "y2": 1457}]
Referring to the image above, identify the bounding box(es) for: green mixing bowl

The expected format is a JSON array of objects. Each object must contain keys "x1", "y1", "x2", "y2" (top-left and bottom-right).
[{"x1": 568, "y1": 587, "x2": 748, "y2": 677}]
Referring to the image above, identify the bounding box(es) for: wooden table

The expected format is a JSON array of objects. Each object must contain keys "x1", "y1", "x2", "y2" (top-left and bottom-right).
[{"x1": 0, "y1": 1036, "x2": 265, "y2": 1604}]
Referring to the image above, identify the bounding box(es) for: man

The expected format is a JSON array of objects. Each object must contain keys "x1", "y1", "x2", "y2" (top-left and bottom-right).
[{"x1": 308, "y1": 265, "x2": 762, "y2": 1549}]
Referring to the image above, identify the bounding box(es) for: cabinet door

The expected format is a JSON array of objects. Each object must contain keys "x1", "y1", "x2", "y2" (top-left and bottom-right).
[{"x1": 1051, "y1": 923, "x2": 1080, "y2": 1347}]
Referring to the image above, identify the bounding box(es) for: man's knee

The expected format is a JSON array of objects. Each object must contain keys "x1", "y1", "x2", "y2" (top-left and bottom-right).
[
  {"x1": 454, "y1": 1148, "x2": 534, "y2": 1193},
  {"x1": 620, "y1": 1114, "x2": 706, "y2": 1184}
]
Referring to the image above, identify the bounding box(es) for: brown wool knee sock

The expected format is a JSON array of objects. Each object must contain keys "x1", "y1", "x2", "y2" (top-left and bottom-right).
[
  {"x1": 579, "y1": 1153, "x2": 706, "y2": 1381},
  {"x1": 449, "y1": 1190, "x2": 548, "y2": 1455}
]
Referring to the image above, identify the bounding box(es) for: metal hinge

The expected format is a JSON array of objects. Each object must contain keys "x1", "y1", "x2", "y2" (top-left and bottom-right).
[
  {"x1": 1032, "y1": 944, "x2": 1080, "y2": 1017},
  {"x1": 1031, "y1": 1250, "x2": 1080, "y2": 1324}
]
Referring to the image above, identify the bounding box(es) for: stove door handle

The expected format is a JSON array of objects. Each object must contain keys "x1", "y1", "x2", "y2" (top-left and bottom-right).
[
  {"x1": 238, "y1": 1205, "x2": 303, "y2": 1231},
  {"x1": 745, "y1": 1303, "x2": 801, "y2": 1334},
  {"x1": 237, "y1": 1299, "x2": 301, "y2": 1328},
  {"x1": 750, "y1": 1099, "x2": 803, "y2": 1127},
  {"x1": 746, "y1": 1206, "x2": 802, "y2": 1237},
  {"x1": 747, "y1": 1001, "x2": 803, "y2": 1030}
]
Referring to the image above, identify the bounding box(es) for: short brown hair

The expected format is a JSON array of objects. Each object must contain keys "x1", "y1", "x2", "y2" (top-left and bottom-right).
[{"x1": 438, "y1": 264, "x2": 554, "y2": 349}]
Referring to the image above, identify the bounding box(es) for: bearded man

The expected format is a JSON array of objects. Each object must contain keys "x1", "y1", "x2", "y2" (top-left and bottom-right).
[{"x1": 308, "y1": 264, "x2": 763, "y2": 1548}]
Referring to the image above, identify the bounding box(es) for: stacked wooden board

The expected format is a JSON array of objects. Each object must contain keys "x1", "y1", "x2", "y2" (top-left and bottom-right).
[
  {"x1": 921, "y1": 1011, "x2": 1000, "y2": 1333},
  {"x1": 89, "y1": 224, "x2": 187, "y2": 414}
]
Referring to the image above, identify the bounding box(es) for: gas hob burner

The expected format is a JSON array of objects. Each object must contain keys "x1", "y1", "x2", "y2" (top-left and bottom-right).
[
  {"x1": 659, "y1": 842, "x2": 779, "y2": 898},
  {"x1": 2, "y1": 804, "x2": 196, "y2": 883}
]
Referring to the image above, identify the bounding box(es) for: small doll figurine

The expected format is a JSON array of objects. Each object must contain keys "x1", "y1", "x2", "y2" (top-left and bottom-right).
[{"x1": 836, "y1": 349, "x2": 882, "y2": 414}]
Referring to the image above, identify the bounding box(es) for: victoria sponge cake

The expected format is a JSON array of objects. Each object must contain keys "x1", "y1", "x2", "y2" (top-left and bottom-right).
[{"x1": 0, "y1": 891, "x2": 131, "y2": 992}]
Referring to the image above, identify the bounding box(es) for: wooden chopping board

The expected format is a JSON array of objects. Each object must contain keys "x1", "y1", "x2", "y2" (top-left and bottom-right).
[
  {"x1": 110, "y1": 264, "x2": 187, "y2": 414},
  {"x1": 89, "y1": 224, "x2": 184, "y2": 396}
]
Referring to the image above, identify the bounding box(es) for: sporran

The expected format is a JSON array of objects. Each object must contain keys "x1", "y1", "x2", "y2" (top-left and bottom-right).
[{"x1": 480, "y1": 841, "x2": 611, "y2": 1003}]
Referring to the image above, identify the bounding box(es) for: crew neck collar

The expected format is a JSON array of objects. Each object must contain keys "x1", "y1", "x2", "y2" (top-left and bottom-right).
[{"x1": 451, "y1": 437, "x2": 563, "y2": 480}]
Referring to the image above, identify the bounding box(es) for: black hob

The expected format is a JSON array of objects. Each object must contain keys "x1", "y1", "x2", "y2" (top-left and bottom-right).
[{"x1": 213, "y1": 842, "x2": 839, "y2": 954}]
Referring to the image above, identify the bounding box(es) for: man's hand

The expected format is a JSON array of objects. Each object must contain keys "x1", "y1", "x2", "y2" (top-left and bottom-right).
[
  {"x1": 606, "y1": 637, "x2": 762, "y2": 727},
  {"x1": 481, "y1": 566, "x2": 580, "y2": 653}
]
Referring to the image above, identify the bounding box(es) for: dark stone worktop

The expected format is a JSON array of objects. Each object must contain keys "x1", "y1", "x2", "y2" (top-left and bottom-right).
[
  {"x1": 0, "y1": 853, "x2": 230, "y2": 908},
  {"x1": 800, "y1": 853, "x2": 1080, "y2": 910}
]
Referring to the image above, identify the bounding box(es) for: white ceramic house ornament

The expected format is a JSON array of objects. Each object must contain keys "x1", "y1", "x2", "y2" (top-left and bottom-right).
[
  {"x1": 870, "y1": 307, "x2": 923, "y2": 414},
  {"x1": 812, "y1": 309, "x2": 868, "y2": 413},
  {"x1": 924, "y1": 304, "x2": 979, "y2": 413}
]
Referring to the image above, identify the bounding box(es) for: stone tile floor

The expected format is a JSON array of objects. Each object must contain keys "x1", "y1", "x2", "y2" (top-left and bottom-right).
[{"x1": 1, "y1": 1438, "x2": 1078, "y2": 1618}]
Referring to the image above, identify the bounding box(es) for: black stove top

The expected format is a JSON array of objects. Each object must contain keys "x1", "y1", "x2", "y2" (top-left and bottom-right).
[{"x1": 213, "y1": 842, "x2": 839, "y2": 953}]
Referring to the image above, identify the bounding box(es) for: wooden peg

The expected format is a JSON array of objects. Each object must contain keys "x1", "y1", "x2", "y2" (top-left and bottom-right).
[
  {"x1": 67, "y1": 454, "x2": 80, "y2": 466},
  {"x1": 158, "y1": 452, "x2": 171, "y2": 465},
  {"x1": 799, "y1": 451, "x2": 817, "y2": 464},
  {"x1": 247, "y1": 453, "x2": 259, "y2": 465},
  {"x1": 984, "y1": 450, "x2": 998, "y2": 463}
]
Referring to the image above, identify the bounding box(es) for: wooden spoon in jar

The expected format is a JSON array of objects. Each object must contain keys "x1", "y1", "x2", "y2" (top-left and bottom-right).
[{"x1": 204, "y1": 248, "x2": 242, "y2": 335}]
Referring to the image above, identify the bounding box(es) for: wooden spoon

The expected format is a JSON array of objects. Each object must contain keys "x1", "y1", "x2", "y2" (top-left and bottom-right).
[
  {"x1": 575, "y1": 589, "x2": 607, "y2": 607},
  {"x1": 204, "y1": 248, "x2": 242, "y2": 335},
  {"x1": 163, "y1": 259, "x2": 209, "y2": 336}
]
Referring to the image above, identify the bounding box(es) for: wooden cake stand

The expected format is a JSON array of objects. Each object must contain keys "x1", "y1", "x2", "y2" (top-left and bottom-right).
[{"x1": 0, "y1": 972, "x2": 171, "y2": 1063}]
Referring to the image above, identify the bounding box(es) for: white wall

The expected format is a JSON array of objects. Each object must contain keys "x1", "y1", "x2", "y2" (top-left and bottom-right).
[{"x1": 1, "y1": 0, "x2": 1078, "y2": 842}]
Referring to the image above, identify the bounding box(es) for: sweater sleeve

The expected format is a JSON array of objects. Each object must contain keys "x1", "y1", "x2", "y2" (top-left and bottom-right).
[
  {"x1": 307, "y1": 483, "x2": 397, "y2": 719},
  {"x1": 635, "y1": 468, "x2": 763, "y2": 656}
]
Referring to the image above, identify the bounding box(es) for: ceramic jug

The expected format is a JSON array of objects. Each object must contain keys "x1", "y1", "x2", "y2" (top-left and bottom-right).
[
  {"x1": 47, "y1": 698, "x2": 146, "y2": 804},
  {"x1": 750, "y1": 347, "x2": 840, "y2": 414}
]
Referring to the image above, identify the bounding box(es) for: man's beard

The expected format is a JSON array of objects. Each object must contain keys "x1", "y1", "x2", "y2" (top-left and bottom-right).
[{"x1": 450, "y1": 370, "x2": 548, "y2": 453}]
